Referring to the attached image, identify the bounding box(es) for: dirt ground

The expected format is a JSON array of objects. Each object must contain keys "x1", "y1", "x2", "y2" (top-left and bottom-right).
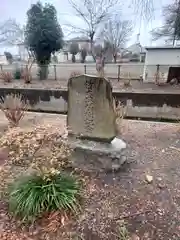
[
  {"x1": 0, "y1": 113, "x2": 180, "y2": 239},
  {"x1": 1, "y1": 78, "x2": 180, "y2": 94}
]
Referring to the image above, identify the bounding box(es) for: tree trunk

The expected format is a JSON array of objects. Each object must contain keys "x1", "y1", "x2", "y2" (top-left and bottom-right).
[
  {"x1": 72, "y1": 54, "x2": 76, "y2": 63},
  {"x1": 113, "y1": 55, "x2": 117, "y2": 63},
  {"x1": 39, "y1": 64, "x2": 48, "y2": 80},
  {"x1": 90, "y1": 37, "x2": 96, "y2": 62}
]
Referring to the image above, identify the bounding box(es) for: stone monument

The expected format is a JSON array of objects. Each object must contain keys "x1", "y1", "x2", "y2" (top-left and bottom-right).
[{"x1": 67, "y1": 74, "x2": 127, "y2": 172}]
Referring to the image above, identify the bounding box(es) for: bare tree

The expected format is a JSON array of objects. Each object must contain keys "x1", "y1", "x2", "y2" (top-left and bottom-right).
[
  {"x1": 101, "y1": 17, "x2": 132, "y2": 63},
  {"x1": 131, "y1": 0, "x2": 155, "y2": 21},
  {"x1": 0, "y1": 19, "x2": 34, "y2": 61},
  {"x1": 151, "y1": 1, "x2": 180, "y2": 46},
  {"x1": 0, "y1": 19, "x2": 24, "y2": 45},
  {"x1": 68, "y1": 0, "x2": 120, "y2": 59}
]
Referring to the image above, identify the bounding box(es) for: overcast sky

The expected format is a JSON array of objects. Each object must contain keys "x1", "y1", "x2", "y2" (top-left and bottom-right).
[{"x1": 0, "y1": 0, "x2": 173, "y2": 54}]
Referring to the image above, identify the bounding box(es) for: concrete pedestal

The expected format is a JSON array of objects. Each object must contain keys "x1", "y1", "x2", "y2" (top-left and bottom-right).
[{"x1": 68, "y1": 137, "x2": 127, "y2": 172}]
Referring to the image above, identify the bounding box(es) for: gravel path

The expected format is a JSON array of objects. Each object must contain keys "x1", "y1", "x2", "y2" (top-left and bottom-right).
[{"x1": 0, "y1": 114, "x2": 180, "y2": 239}]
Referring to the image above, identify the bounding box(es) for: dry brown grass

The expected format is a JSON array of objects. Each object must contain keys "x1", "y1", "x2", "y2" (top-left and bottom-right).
[
  {"x1": 22, "y1": 69, "x2": 32, "y2": 83},
  {"x1": 43, "y1": 211, "x2": 69, "y2": 233},
  {"x1": 0, "y1": 94, "x2": 28, "y2": 127},
  {"x1": 113, "y1": 98, "x2": 126, "y2": 134},
  {"x1": 21, "y1": 58, "x2": 35, "y2": 83},
  {"x1": 70, "y1": 71, "x2": 82, "y2": 78},
  {"x1": 0, "y1": 71, "x2": 13, "y2": 83}
]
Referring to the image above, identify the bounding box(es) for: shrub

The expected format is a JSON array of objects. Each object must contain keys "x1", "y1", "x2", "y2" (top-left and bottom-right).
[
  {"x1": 113, "y1": 98, "x2": 126, "y2": 134},
  {"x1": 52, "y1": 54, "x2": 58, "y2": 63},
  {"x1": 13, "y1": 68, "x2": 21, "y2": 79},
  {"x1": 0, "y1": 94, "x2": 27, "y2": 127},
  {"x1": 80, "y1": 48, "x2": 87, "y2": 63},
  {"x1": 69, "y1": 43, "x2": 79, "y2": 63},
  {"x1": 25, "y1": 2, "x2": 64, "y2": 80},
  {"x1": 4, "y1": 51, "x2": 13, "y2": 64},
  {"x1": 0, "y1": 71, "x2": 13, "y2": 82},
  {"x1": 113, "y1": 99, "x2": 126, "y2": 121},
  {"x1": 70, "y1": 71, "x2": 82, "y2": 78},
  {"x1": 22, "y1": 69, "x2": 32, "y2": 83},
  {"x1": 9, "y1": 172, "x2": 81, "y2": 222},
  {"x1": 21, "y1": 61, "x2": 34, "y2": 83}
]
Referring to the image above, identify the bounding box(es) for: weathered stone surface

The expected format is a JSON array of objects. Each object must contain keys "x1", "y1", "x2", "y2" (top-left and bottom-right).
[
  {"x1": 69, "y1": 137, "x2": 127, "y2": 172},
  {"x1": 67, "y1": 74, "x2": 116, "y2": 142}
]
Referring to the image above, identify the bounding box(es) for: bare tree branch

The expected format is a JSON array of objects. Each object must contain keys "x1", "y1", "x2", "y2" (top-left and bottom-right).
[
  {"x1": 100, "y1": 16, "x2": 132, "y2": 62},
  {"x1": 151, "y1": 2, "x2": 180, "y2": 45},
  {"x1": 68, "y1": 0, "x2": 121, "y2": 59},
  {"x1": 0, "y1": 19, "x2": 25, "y2": 45},
  {"x1": 131, "y1": 0, "x2": 155, "y2": 21},
  {"x1": 65, "y1": 23, "x2": 89, "y2": 36}
]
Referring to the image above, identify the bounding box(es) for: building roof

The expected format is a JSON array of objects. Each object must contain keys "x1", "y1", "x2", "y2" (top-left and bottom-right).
[
  {"x1": 145, "y1": 46, "x2": 180, "y2": 50},
  {"x1": 126, "y1": 43, "x2": 146, "y2": 54},
  {"x1": 66, "y1": 36, "x2": 90, "y2": 43}
]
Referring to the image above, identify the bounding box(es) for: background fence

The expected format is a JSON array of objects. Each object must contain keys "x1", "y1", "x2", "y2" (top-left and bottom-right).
[
  {"x1": 0, "y1": 63, "x2": 144, "y2": 81},
  {"x1": 0, "y1": 63, "x2": 174, "y2": 83}
]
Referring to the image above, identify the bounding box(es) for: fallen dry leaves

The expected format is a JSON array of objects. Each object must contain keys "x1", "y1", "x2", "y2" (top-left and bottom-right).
[
  {"x1": 0, "y1": 124, "x2": 72, "y2": 196},
  {"x1": 0, "y1": 118, "x2": 180, "y2": 239},
  {"x1": 0, "y1": 124, "x2": 76, "y2": 240}
]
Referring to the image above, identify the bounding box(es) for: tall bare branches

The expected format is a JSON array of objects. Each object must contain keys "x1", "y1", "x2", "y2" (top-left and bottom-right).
[
  {"x1": 101, "y1": 16, "x2": 132, "y2": 62},
  {"x1": 68, "y1": 0, "x2": 120, "y2": 58},
  {"x1": 151, "y1": 2, "x2": 180, "y2": 45},
  {"x1": 0, "y1": 19, "x2": 24, "y2": 45},
  {"x1": 131, "y1": 0, "x2": 155, "y2": 22}
]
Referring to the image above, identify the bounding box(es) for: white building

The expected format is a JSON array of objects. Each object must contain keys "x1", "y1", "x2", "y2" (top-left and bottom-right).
[
  {"x1": 0, "y1": 55, "x2": 8, "y2": 65},
  {"x1": 66, "y1": 36, "x2": 92, "y2": 52},
  {"x1": 143, "y1": 46, "x2": 180, "y2": 83},
  {"x1": 17, "y1": 43, "x2": 29, "y2": 61},
  {"x1": 125, "y1": 42, "x2": 146, "y2": 62}
]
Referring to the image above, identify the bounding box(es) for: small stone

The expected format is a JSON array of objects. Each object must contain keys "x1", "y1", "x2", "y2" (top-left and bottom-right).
[
  {"x1": 157, "y1": 177, "x2": 166, "y2": 189},
  {"x1": 145, "y1": 174, "x2": 153, "y2": 183},
  {"x1": 79, "y1": 213, "x2": 86, "y2": 222},
  {"x1": 111, "y1": 138, "x2": 126, "y2": 149},
  {"x1": 157, "y1": 182, "x2": 166, "y2": 189},
  {"x1": 108, "y1": 213, "x2": 114, "y2": 219},
  {"x1": 131, "y1": 234, "x2": 140, "y2": 240}
]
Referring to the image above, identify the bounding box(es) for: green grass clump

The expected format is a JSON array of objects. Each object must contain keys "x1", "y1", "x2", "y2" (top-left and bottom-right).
[
  {"x1": 9, "y1": 173, "x2": 81, "y2": 222},
  {"x1": 13, "y1": 69, "x2": 21, "y2": 79},
  {"x1": 118, "y1": 225, "x2": 129, "y2": 240}
]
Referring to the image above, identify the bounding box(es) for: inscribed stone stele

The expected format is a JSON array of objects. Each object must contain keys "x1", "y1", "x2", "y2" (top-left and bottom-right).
[{"x1": 67, "y1": 74, "x2": 116, "y2": 142}]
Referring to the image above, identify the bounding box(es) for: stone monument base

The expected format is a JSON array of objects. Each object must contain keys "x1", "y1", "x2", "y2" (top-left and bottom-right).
[{"x1": 68, "y1": 137, "x2": 127, "y2": 172}]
